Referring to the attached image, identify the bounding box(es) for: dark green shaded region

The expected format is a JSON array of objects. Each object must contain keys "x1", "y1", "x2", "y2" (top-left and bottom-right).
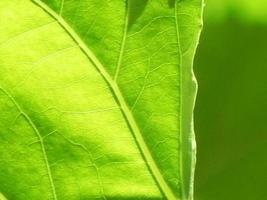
[
  {"x1": 41, "y1": 0, "x2": 61, "y2": 13},
  {"x1": 168, "y1": 0, "x2": 175, "y2": 8},
  {"x1": 127, "y1": 0, "x2": 148, "y2": 28},
  {"x1": 194, "y1": 21, "x2": 267, "y2": 200}
]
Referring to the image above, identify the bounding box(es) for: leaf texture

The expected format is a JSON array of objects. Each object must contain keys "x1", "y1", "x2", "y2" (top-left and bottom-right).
[{"x1": 0, "y1": 0, "x2": 203, "y2": 199}]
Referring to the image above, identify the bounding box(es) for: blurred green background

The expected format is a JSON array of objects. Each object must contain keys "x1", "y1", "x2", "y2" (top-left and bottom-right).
[{"x1": 194, "y1": 0, "x2": 267, "y2": 199}]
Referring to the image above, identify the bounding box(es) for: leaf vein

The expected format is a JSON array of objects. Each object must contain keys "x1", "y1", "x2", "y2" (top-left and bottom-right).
[
  {"x1": 0, "y1": 87, "x2": 58, "y2": 200},
  {"x1": 114, "y1": 1, "x2": 129, "y2": 81}
]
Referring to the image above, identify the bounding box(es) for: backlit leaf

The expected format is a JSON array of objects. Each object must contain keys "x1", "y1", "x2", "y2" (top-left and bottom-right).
[{"x1": 0, "y1": 0, "x2": 203, "y2": 199}]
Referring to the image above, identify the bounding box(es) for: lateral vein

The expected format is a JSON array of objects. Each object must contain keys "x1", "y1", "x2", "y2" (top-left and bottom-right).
[
  {"x1": 0, "y1": 87, "x2": 58, "y2": 200},
  {"x1": 174, "y1": 2, "x2": 185, "y2": 199},
  {"x1": 59, "y1": 0, "x2": 64, "y2": 16},
  {"x1": 114, "y1": 0, "x2": 129, "y2": 81}
]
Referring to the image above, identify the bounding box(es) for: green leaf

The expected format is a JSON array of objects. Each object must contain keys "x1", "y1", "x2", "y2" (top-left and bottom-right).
[{"x1": 0, "y1": 0, "x2": 203, "y2": 199}]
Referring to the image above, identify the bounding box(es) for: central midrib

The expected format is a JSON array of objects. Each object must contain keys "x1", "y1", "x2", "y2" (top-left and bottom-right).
[{"x1": 32, "y1": 0, "x2": 177, "y2": 199}]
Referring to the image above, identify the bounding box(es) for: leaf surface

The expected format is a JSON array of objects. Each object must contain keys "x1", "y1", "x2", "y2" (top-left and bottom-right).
[{"x1": 0, "y1": 0, "x2": 203, "y2": 199}]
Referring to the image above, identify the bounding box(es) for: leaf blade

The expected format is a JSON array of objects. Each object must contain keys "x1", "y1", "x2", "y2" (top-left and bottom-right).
[{"x1": 0, "y1": 0, "x2": 203, "y2": 199}]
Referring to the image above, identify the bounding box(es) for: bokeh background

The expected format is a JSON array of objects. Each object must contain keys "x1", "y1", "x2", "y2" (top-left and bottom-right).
[{"x1": 194, "y1": 0, "x2": 267, "y2": 199}]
